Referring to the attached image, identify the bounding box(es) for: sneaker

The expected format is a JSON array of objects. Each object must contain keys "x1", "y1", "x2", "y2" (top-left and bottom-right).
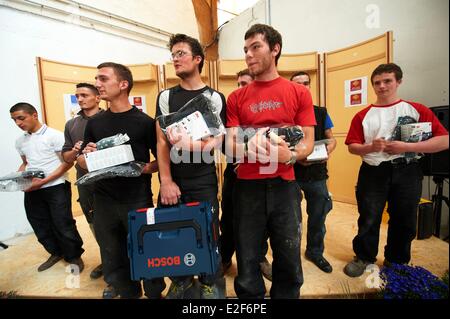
[
  {"x1": 305, "y1": 254, "x2": 333, "y2": 273},
  {"x1": 68, "y1": 257, "x2": 84, "y2": 274},
  {"x1": 260, "y1": 257, "x2": 272, "y2": 281},
  {"x1": 102, "y1": 285, "x2": 118, "y2": 299},
  {"x1": 165, "y1": 279, "x2": 194, "y2": 299},
  {"x1": 343, "y1": 257, "x2": 370, "y2": 277},
  {"x1": 37, "y1": 255, "x2": 62, "y2": 272},
  {"x1": 90, "y1": 264, "x2": 103, "y2": 279}
]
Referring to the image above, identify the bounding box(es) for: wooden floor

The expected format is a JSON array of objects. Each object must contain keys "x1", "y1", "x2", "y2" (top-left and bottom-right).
[{"x1": 0, "y1": 201, "x2": 448, "y2": 299}]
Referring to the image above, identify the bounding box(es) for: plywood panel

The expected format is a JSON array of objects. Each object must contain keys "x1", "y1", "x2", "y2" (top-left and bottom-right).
[
  {"x1": 327, "y1": 136, "x2": 362, "y2": 205},
  {"x1": 278, "y1": 52, "x2": 318, "y2": 72},
  {"x1": 325, "y1": 59, "x2": 384, "y2": 134},
  {"x1": 326, "y1": 34, "x2": 388, "y2": 70}
]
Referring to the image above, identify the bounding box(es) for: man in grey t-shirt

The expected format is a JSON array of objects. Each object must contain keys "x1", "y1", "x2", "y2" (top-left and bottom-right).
[{"x1": 62, "y1": 83, "x2": 104, "y2": 280}]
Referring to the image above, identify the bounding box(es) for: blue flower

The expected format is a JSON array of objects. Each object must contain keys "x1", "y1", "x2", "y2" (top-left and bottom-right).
[{"x1": 380, "y1": 264, "x2": 448, "y2": 299}]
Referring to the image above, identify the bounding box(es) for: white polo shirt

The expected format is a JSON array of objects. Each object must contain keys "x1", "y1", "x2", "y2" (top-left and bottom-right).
[{"x1": 15, "y1": 124, "x2": 68, "y2": 188}]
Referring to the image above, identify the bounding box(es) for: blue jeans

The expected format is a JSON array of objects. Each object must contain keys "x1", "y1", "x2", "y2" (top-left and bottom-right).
[
  {"x1": 233, "y1": 178, "x2": 303, "y2": 299},
  {"x1": 353, "y1": 161, "x2": 423, "y2": 263},
  {"x1": 296, "y1": 179, "x2": 332, "y2": 258}
]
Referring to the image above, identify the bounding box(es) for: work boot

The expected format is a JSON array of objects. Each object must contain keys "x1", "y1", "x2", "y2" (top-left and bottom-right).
[
  {"x1": 305, "y1": 253, "x2": 333, "y2": 273},
  {"x1": 165, "y1": 279, "x2": 194, "y2": 299},
  {"x1": 37, "y1": 255, "x2": 62, "y2": 272},
  {"x1": 90, "y1": 264, "x2": 103, "y2": 279},
  {"x1": 343, "y1": 257, "x2": 370, "y2": 277},
  {"x1": 102, "y1": 285, "x2": 118, "y2": 299}
]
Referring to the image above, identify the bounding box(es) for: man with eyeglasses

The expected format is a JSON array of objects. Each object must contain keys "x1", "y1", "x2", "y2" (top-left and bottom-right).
[
  {"x1": 154, "y1": 34, "x2": 226, "y2": 299},
  {"x1": 290, "y1": 71, "x2": 337, "y2": 274}
]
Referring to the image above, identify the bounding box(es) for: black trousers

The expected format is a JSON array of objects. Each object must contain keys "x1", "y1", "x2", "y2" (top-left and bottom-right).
[
  {"x1": 353, "y1": 161, "x2": 423, "y2": 264},
  {"x1": 24, "y1": 181, "x2": 84, "y2": 261},
  {"x1": 220, "y1": 164, "x2": 269, "y2": 263},
  {"x1": 77, "y1": 183, "x2": 95, "y2": 224},
  {"x1": 94, "y1": 193, "x2": 153, "y2": 297},
  {"x1": 233, "y1": 178, "x2": 303, "y2": 299}
]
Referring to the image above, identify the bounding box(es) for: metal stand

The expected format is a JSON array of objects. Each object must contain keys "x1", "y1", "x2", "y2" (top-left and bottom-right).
[{"x1": 432, "y1": 176, "x2": 449, "y2": 238}]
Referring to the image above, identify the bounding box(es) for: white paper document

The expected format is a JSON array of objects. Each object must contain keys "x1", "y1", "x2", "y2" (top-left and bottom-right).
[
  {"x1": 167, "y1": 111, "x2": 212, "y2": 141},
  {"x1": 307, "y1": 143, "x2": 328, "y2": 162}
]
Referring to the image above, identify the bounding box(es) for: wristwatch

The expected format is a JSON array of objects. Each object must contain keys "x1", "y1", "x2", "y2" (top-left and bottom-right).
[{"x1": 285, "y1": 151, "x2": 297, "y2": 165}]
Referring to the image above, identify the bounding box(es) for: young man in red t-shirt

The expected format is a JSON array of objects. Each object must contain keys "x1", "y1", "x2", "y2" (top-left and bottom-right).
[
  {"x1": 226, "y1": 24, "x2": 316, "y2": 299},
  {"x1": 344, "y1": 63, "x2": 449, "y2": 277}
]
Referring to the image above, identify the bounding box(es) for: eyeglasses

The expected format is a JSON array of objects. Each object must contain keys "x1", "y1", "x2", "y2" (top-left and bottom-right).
[
  {"x1": 298, "y1": 81, "x2": 310, "y2": 86},
  {"x1": 170, "y1": 50, "x2": 192, "y2": 60}
]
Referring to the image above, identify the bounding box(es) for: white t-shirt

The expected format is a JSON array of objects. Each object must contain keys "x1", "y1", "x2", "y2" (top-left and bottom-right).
[{"x1": 15, "y1": 124, "x2": 68, "y2": 188}]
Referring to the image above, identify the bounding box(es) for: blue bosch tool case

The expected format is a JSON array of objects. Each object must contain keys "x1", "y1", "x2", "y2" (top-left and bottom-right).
[{"x1": 127, "y1": 201, "x2": 220, "y2": 280}]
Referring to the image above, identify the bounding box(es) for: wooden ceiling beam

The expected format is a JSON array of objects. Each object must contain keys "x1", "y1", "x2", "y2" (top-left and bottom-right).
[{"x1": 192, "y1": 0, "x2": 218, "y2": 61}]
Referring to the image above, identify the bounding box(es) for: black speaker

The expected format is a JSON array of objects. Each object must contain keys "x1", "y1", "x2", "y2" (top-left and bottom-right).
[
  {"x1": 420, "y1": 105, "x2": 449, "y2": 177},
  {"x1": 417, "y1": 202, "x2": 433, "y2": 239}
]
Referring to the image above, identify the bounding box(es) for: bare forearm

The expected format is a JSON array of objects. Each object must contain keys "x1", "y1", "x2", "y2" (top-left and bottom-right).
[
  {"x1": 41, "y1": 162, "x2": 73, "y2": 184},
  {"x1": 407, "y1": 135, "x2": 449, "y2": 153},
  {"x1": 157, "y1": 128, "x2": 174, "y2": 183},
  {"x1": 77, "y1": 155, "x2": 87, "y2": 170},
  {"x1": 143, "y1": 160, "x2": 158, "y2": 174},
  {"x1": 325, "y1": 130, "x2": 337, "y2": 154},
  {"x1": 62, "y1": 149, "x2": 78, "y2": 164},
  {"x1": 295, "y1": 126, "x2": 314, "y2": 160},
  {"x1": 348, "y1": 143, "x2": 376, "y2": 156}
]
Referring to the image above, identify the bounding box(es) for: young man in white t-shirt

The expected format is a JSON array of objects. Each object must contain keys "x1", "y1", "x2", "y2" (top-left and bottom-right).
[
  {"x1": 10, "y1": 102, "x2": 84, "y2": 273},
  {"x1": 344, "y1": 63, "x2": 449, "y2": 277}
]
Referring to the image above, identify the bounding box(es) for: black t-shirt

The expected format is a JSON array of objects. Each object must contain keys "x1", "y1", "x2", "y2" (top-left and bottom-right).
[
  {"x1": 155, "y1": 85, "x2": 226, "y2": 182},
  {"x1": 83, "y1": 106, "x2": 157, "y2": 203}
]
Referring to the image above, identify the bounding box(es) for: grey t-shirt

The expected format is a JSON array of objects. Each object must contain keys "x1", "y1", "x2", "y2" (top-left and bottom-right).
[{"x1": 63, "y1": 109, "x2": 104, "y2": 178}]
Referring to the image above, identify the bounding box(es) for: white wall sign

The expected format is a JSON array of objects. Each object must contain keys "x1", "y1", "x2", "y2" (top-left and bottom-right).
[
  {"x1": 129, "y1": 96, "x2": 147, "y2": 114},
  {"x1": 63, "y1": 94, "x2": 81, "y2": 121}
]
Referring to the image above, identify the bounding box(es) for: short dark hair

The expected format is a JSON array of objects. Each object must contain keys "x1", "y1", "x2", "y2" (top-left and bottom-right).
[
  {"x1": 236, "y1": 69, "x2": 254, "y2": 79},
  {"x1": 76, "y1": 83, "x2": 99, "y2": 95},
  {"x1": 371, "y1": 63, "x2": 403, "y2": 84},
  {"x1": 97, "y1": 62, "x2": 133, "y2": 94},
  {"x1": 245, "y1": 24, "x2": 283, "y2": 65},
  {"x1": 169, "y1": 33, "x2": 205, "y2": 73},
  {"x1": 9, "y1": 102, "x2": 37, "y2": 115},
  {"x1": 290, "y1": 71, "x2": 310, "y2": 82}
]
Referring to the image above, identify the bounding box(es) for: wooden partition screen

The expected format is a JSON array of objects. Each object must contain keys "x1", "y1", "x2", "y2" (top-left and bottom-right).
[
  {"x1": 324, "y1": 32, "x2": 393, "y2": 204},
  {"x1": 278, "y1": 52, "x2": 320, "y2": 106}
]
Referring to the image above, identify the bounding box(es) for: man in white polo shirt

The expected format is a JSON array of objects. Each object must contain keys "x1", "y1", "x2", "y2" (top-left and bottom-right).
[{"x1": 10, "y1": 102, "x2": 84, "y2": 273}]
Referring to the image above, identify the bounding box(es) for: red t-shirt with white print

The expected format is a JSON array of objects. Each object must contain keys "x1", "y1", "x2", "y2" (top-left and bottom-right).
[{"x1": 227, "y1": 76, "x2": 316, "y2": 180}]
